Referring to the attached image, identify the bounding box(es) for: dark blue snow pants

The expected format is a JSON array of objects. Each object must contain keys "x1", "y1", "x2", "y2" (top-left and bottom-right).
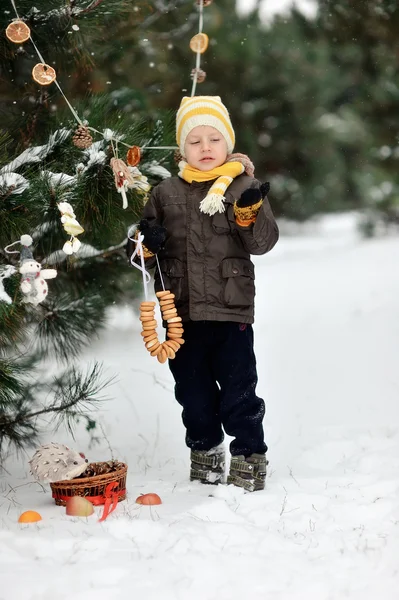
[{"x1": 168, "y1": 321, "x2": 267, "y2": 457}]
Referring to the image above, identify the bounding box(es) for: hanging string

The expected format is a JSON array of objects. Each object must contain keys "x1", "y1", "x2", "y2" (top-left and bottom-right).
[
  {"x1": 191, "y1": 0, "x2": 205, "y2": 97},
  {"x1": 155, "y1": 254, "x2": 166, "y2": 292},
  {"x1": 127, "y1": 228, "x2": 151, "y2": 300},
  {"x1": 9, "y1": 0, "x2": 177, "y2": 152},
  {"x1": 4, "y1": 240, "x2": 21, "y2": 254}
]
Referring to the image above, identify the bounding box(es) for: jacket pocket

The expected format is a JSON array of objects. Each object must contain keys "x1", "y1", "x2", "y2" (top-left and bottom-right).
[
  {"x1": 158, "y1": 258, "x2": 186, "y2": 303},
  {"x1": 221, "y1": 258, "x2": 255, "y2": 307},
  {"x1": 212, "y1": 211, "x2": 231, "y2": 234},
  {"x1": 212, "y1": 201, "x2": 237, "y2": 234}
]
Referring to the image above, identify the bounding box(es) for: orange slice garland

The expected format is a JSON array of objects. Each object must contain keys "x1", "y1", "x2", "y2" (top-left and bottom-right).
[
  {"x1": 32, "y1": 63, "x2": 56, "y2": 86},
  {"x1": 6, "y1": 20, "x2": 31, "y2": 44},
  {"x1": 189, "y1": 33, "x2": 209, "y2": 54},
  {"x1": 126, "y1": 146, "x2": 141, "y2": 167},
  {"x1": 140, "y1": 291, "x2": 184, "y2": 363}
]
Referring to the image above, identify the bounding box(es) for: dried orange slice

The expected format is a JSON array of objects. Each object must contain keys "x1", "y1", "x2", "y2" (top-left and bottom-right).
[
  {"x1": 6, "y1": 20, "x2": 31, "y2": 44},
  {"x1": 126, "y1": 145, "x2": 141, "y2": 167},
  {"x1": 32, "y1": 63, "x2": 56, "y2": 86},
  {"x1": 189, "y1": 33, "x2": 209, "y2": 54}
]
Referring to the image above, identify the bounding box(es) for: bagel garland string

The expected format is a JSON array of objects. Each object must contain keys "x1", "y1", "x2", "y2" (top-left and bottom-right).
[{"x1": 139, "y1": 291, "x2": 184, "y2": 364}]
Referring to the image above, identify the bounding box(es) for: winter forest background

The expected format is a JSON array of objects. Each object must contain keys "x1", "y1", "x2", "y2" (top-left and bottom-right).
[{"x1": 0, "y1": 2, "x2": 398, "y2": 598}]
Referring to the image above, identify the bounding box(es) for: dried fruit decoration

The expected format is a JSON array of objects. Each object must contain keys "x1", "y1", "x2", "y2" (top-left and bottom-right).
[
  {"x1": 32, "y1": 63, "x2": 56, "y2": 86},
  {"x1": 6, "y1": 20, "x2": 31, "y2": 44},
  {"x1": 189, "y1": 33, "x2": 209, "y2": 54},
  {"x1": 126, "y1": 146, "x2": 141, "y2": 167}
]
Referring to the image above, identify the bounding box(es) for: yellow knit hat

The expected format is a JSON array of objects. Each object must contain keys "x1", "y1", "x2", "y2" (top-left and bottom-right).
[{"x1": 176, "y1": 96, "x2": 235, "y2": 156}]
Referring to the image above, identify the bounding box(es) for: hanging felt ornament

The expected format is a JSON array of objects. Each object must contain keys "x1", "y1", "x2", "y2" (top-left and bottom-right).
[
  {"x1": 57, "y1": 202, "x2": 84, "y2": 255},
  {"x1": 5, "y1": 20, "x2": 31, "y2": 44},
  {"x1": 127, "y1": 166, "x2": 151, "y2": 195},
  {"x1": 0, "y1": 265, "x2": 16, "y2": 305},
  {"x1": 6, "y1": 235, "x2": 58, "y2": 306},
  {"x1": 110, "y1": 157, "x2": 136, "y2": 209}
]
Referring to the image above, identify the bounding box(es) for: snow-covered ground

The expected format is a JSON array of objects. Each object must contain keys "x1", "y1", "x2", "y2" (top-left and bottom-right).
[{"x1": 1, "y1": 214, "x2": 398, "y2": 600}]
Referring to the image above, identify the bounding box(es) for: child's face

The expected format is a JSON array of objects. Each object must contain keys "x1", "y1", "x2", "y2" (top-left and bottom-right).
[{"x1": 184, "y1": 125, "x2": 228, "y2": 171}]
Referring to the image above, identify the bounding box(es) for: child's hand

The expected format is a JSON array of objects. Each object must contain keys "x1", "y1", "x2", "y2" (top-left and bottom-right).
[
  {"x1": 139, "y1": 219, "x2": 167, "y2": 254},
  {"x1": 236, "y1": 182, "x2": 270, "y2": 208}
]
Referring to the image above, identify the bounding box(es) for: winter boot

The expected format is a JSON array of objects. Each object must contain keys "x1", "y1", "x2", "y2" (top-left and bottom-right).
[
  {"x1": 227, "y1": 454, "x2": 268, "y2": 492},
  {"x1": 190, "y1": 444, "x2": 225, "y2": 485}
]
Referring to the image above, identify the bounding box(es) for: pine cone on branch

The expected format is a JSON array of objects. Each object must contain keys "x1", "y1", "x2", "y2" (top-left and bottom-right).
[{"x1": 72, "y1": 125, "x2": 93, "y2": 149}]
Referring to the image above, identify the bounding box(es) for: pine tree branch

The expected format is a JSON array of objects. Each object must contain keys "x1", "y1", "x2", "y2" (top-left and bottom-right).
[
  {"x1": 139, "y1": 0, "x2": 188, "y2": 29},
  {"x1": 0, "y1": 362, "x2": 113, "y2": 455},
  {"x1": 76, "y1": 0, "x2": 106, "y2": 15}
]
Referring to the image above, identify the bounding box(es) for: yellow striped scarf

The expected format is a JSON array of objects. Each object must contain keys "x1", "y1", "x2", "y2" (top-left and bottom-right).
[{"x1": 178, "y1": 160, "x2": 245, "y2": 215}]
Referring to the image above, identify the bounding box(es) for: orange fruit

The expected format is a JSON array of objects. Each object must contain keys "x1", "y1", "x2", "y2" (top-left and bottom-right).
[
  {"x1": 135, "y1": 493, "x2": 162, "y2": 505},
  {"x1": 18, "y1": 510, "x2": 42, "y2": 523},
  {"x1": 189, "y1": 33, "x2": 209, "y2": 54},
  {"x1": 32, "y1": 63, "x2": 56, "y2": 86},
  {"x1": 6, "y1": 20, "x2": 31, "y2": 44},
  {"x1": 126, "y1": 146, "x2": 141, "y2": 167}
]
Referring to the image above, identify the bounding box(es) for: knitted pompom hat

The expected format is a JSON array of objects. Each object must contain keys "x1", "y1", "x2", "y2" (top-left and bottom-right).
[{"x1": 176, "y1": 96, "x2": 235, "y2": 156}]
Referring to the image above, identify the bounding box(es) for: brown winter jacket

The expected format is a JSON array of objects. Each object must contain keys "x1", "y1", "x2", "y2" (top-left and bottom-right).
[{"x1": 139, "y1": 174, "x2": 279, "y2": 324}]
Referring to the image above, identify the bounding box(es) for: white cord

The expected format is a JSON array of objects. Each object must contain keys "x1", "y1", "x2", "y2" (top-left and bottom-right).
[
  {"x1": 127, "y1": 228, "x2": 151, "y2": 300},
  {"x1": 9, "y1": 0, "x2": 177, "y2": 152},
  {"x1": 191, "y1": 0, "x2": 205, "y2": 97}
]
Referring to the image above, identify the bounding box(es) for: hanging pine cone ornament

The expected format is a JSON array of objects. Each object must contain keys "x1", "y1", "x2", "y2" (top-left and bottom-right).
[
  {"x1": 6, "y1": 20, "x2": 31, "y2": 44},
  {"x1": 191, "y1": 68, "x2": 207, "y2": 83},
  {"x1": 72, "y1": 124, "x2": 93, "y2": 149},
  {"x1": 174, "y1": 150, "x2": 183, "y2": 164}
]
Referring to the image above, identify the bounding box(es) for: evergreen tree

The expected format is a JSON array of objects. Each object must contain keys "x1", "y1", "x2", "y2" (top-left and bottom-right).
[{"x1": 0, "y1": 0, "x2": 175, "y2": 458}]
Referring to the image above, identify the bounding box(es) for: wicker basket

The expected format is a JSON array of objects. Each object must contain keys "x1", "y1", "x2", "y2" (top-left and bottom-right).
[{"x1": 50, "y1": 461, "x2": 127, "y2": 507}]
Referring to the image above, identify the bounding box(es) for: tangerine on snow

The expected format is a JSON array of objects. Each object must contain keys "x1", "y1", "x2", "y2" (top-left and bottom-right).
[
  {"x1": 18, "y1": 510, "x2": 42, "y2": 523},
  {"x1": 32, "y1": 63, "x2": 56, "y2": 86},
  {"x1": 189, "y1": 33, "x2": 209, "y2": 54},
  {"x1": 6, "y1": 20, "x2": 31, "y2": 44},
  {"x1": 135, "y1": 493, "x2": 162, "y2": 505}
]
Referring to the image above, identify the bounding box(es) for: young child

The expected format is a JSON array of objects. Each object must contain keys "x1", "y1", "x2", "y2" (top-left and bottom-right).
[{"x1": 133, "y1": 96, "x2": 279, "y2": 492}]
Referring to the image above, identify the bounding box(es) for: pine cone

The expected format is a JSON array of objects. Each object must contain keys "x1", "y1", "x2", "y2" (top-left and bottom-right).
[
  {"x1": 191, "y1": 68, "x2": 206, "y2": 83},
  {"x1": 174, "y1": 150, "x2": 183, "y2": 164},
  {"x1": 72, "y1": 125, "x2": 93, "y2": 149},
  {"x1": 75, "y1": 460, "x2": 123, "y2": 478}
]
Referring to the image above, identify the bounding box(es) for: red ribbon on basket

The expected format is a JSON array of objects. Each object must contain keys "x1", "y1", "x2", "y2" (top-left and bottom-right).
[{"x1": 55, "y1": 481, "x2": 125, "y2": 522}]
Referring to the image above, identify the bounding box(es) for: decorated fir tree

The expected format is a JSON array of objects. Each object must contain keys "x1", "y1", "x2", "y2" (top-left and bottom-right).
[{"x1": 0, "y1": 0, "x2": 176, "y2": 458}]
